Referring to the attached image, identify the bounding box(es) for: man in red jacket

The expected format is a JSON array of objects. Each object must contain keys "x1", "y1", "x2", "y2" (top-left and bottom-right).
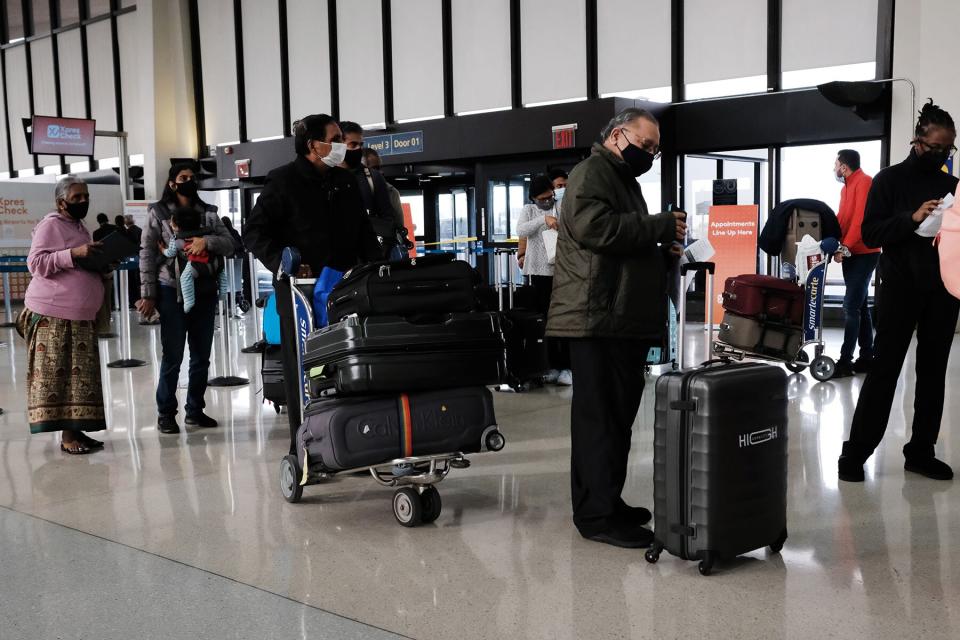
[{"x1": 833, "y1": 149, "x2": 880, "y2": 378}]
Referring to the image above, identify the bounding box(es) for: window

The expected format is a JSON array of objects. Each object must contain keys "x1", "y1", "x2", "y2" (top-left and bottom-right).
[
  {"x1": 598, "y1": 0, "x2": 671, "y2": 103},
  {"x1": 87, "y1": 0, "x2": 111, "y2": 18},
  {"x1": 5, "y1": 0, "x2": 24, "y2": 41},
  {"x1": 684, "y1": 0, "x2": 767, "y2": 100},
  {"x1": 31, "y1": 0, "x2": 52, "y2": 34},
  {"x1": 58, "y1": 0, "x2": 81, "y2": 27},
  {"x1": 781, "y1": 0, "x2": 878, "y2": 90},
  {"x1": 637, "y1": 157, "x2": 663, "y2": 213},
  {"x1": 780, "y1": 140, "x2": 882, "y2": 298}
]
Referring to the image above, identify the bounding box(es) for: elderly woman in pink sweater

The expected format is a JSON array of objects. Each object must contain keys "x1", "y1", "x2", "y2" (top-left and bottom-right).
[{"x1": 18, "y1": 176, "x2": 106, "y2": 454}]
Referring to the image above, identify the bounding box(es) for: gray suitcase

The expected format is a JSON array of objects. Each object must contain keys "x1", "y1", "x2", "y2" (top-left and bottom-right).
[{"x1": 718, "y1": 311, "x2": 802, "y2": 358}]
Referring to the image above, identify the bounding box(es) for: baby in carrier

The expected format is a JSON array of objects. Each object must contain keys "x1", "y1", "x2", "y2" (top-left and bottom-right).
[{"x1": 163, "y1": 207, "x2": 227, "y2": 313}]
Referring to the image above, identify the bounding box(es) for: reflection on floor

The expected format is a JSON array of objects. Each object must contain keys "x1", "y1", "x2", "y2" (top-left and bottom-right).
[{"x1": 0, "y1": 312, "x2": 958, "y2": 640}]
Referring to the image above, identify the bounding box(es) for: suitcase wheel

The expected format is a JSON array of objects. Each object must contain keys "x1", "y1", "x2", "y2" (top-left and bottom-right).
[
  {"x1": 644, "y1": 545, "x2": 661, "y2": 564},
  {"x1": 698, "y1": 552, "x2": 715, "y2": 576},
  {"x1": 280, "y1": 455, "x2": 304, "y2": 504},
  {"x1": 769, "y1": 528, "x2": 788, "y2": 554},
  {"x1": 484, "y1": 429, "x2": 506, "y2": 452},
  {"x1": 419, "y1": 486, "x2": 442, "y2": 524},
  {"x1": 393, "y1": 487, "x2": 423, "y2": 527}
]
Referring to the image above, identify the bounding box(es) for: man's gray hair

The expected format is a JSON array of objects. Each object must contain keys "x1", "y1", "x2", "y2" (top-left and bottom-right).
[
  {"x1": 600, "y1": 108, "x2": 659, "y2": 142},
  {"x1": 55, "y1": 175, "x2": 86, "y2": 203}
]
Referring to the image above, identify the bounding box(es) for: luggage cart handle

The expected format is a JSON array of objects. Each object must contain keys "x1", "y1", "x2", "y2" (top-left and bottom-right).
[{"x1": 680, "y1": 261, "x2": 716, "y2": 276}]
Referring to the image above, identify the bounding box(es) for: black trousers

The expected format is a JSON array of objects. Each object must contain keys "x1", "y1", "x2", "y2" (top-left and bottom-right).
[
  {"x1": 843, "y1": 282, "x2": 960, "y2": 463},
  {"x1": 569, "y1": 338, "x2": 651, "y2": 535},
  {"x1": 276, "y1": 280, "x2": 304, "y2": 455},
  {"x1": 530, "y1": 275, "x2": 569, "y2": 370}
]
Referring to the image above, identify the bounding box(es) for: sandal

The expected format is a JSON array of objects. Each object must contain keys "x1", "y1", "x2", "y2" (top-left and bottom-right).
[
  {"x1": 78, "y1": 433, "x2": 105, "y2": 449},
  {"x1": 60, "y1": 442, "x2": 94, "y2": 455}
]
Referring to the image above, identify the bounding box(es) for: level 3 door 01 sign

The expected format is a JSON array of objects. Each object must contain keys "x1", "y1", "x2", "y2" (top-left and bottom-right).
[{"x1": 364, "y1": 131, "x2": 424, "y2": 157}]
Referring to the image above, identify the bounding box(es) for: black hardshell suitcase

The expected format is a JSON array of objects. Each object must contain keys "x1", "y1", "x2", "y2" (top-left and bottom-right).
[
  {"x1": 302, "y1": 313, "x2": 506, "y2": 395},
  {"x1": 645, "y1": 262, "x2": 788, "y2": 576},
  {"x1": 327, "y1": 254, "x2": 477, "y2": 322},
  {"x1": 296, "y1": 387, "x2": 499, "y2": 472},
  {"x1": 261, "y1": 344, "x2": 286, "y2": 410}
]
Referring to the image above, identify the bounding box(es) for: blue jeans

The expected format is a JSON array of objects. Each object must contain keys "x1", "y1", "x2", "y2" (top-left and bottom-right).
[
  {"x1": 840, "y1": 253, "x2": 880, "y2": 364},
  {"x1": 156, "y1": 285, "x2": 217, "y2": 417}
]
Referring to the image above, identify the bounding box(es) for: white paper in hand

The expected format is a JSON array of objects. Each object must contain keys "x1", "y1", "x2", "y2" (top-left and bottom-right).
[
  {"x1": 916, "y1": 193, "x2": 954, "y2": 238},
  {"x1": 680, "y1": 238, "x2": 716, "y2": 266},
  {"x1": 542, "y1": 228, "x2": 558, "y2": 265}
]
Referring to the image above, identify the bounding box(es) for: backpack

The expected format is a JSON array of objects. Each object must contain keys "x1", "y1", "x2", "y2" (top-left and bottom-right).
[{"x1": 936, "y1": 188, "x2": 960, "y2": 300}]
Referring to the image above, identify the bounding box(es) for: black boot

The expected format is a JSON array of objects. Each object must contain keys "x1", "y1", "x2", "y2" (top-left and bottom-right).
[
  {"x1": 838, "y1": 455, "x2": 865, "y2": 482},
  {"x1": 904, "y1": 457, "x2": 953, "y2": 480},
  {"x1": 158, "y1": 415, "x2": 180, "y2": 434}
]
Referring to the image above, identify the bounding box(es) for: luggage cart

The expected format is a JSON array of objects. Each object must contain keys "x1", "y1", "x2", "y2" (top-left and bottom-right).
[
  {"x1": 713, "y1": 252, "x2": 836, "y2": 381},
  {"x1": 278, "y1": 444, "x2": 505, "y2": 527}
]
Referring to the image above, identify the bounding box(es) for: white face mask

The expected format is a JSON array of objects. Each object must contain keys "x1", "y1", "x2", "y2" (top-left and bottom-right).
[
  {"x1": 319, "y1": 142, "x2": 347, "y2": 167},
  {"x1": 835, "y1": 170, "x2": 845, "y2": 184},
  {"x1": 554, "y1": 187, "x2": 566, "y2": 202}
]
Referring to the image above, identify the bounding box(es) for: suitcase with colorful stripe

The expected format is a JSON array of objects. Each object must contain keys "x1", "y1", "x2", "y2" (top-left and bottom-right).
[{"x1": 295, "y1": 387, "x2": 499, "y2": 473}]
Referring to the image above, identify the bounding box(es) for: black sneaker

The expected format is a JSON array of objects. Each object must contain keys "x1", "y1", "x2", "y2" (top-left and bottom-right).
[
  {"x1": 158, "y1": 415, "x2": 180, "y2": 434},
  {"x1": 833, "y1": 361, "x2": 855, "y2": 379},
  {"x1": 905, "y1": 457, "x2": 954, "y2": 480},
  {"x1": 838, "y1": 455, "x2": 865, "y2": 482},
  {"x1": 185, "y1": 413, "x2": 219, "y2": 429},
  {"x1": 616, "y1": 503, "x2": 653, "y2": 526},
  {"x1": 583, "y1": 523, "x2": 654, "y2": 549},
  {"x1": 853, "y1": 356, "x2": 875, "y2": 374}
]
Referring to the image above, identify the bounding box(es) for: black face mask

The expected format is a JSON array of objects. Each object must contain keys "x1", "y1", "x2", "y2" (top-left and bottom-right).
[
  {"x1": 915, "y1": 147, "x2": 951, "y2": 173},
  {"x1": 617, "y1": 130, "x2": 655, "y2": 177},
  {"x1": 64, "y1": 201, "x2": 89, "y2": 220},
  {"x1": 344, "y1": 148, "x2": 364, "y2": 169},
  {"x1": 176, "y1": 180, "x2": 198, "y2": 200},
  {"x1": 535, "y1": 197, "x2": 556, "y2": 211}
]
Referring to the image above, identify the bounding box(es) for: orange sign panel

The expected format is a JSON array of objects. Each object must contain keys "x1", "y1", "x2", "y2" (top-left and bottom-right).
[{"x1": 707, "y1": 205, "x2": 759, "y2": 322}]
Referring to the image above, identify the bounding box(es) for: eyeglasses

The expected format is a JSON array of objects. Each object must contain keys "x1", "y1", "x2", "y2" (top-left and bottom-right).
[
  {"x1": 914, "y1": 139, "x2": 958, "y2": 156},
  {"x1": 620, "y1": 128, "x2": 661, "y2": 159}
]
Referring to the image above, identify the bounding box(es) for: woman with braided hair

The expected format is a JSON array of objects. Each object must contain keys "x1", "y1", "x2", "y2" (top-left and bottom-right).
[{"x1": 839, "y1": 100, "x2": 960, "y2": 482}]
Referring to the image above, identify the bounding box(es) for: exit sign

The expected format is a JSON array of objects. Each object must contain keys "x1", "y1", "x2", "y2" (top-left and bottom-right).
[{"x1": 552, "y1": 123, "x2": 577, "y2": 149}]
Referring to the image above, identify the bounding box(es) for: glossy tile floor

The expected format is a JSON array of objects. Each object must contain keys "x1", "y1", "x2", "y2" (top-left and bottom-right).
[{"x1": 1, "y1": 310, "x2": 958, "y2": 640}]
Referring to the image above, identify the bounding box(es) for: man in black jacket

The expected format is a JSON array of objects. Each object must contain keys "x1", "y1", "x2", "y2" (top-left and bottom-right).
[
  {"x1": 243, "y1": 114, "x2": 381, "y2": 452},
  {"x1": 93, "y1": 213, "x2": 118, "y2": 242},
  {"x1": 340, "y1": 121, "x2": 406, "y2": 260},
  {"x1": 839, "y1": 100, "x2": 959, "y2": 483}
]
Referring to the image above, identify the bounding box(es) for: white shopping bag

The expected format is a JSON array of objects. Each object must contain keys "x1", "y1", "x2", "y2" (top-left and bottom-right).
[{"x1": 543, "y1": 228, "x2": 558, "y2": 265}]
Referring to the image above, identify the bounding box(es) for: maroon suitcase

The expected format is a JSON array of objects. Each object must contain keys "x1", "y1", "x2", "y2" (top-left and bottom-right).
[{"x1": 722, "y1": 275, "x2": 803, "y2": 326}]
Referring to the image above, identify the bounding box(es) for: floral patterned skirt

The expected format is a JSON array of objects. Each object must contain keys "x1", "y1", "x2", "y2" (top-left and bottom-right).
[{"x1": 19, "y1": 309, "x2": 106, "y2": 434}]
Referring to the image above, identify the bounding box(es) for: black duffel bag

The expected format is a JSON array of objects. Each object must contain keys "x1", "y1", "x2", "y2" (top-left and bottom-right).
[{"x1": 327, "y1": 254, "x2": 478, "y2": 322}]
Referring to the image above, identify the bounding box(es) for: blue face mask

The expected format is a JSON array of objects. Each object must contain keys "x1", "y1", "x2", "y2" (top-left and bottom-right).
[{"x1": 554, "y1": 187, "x2": 566, "y2": 202}]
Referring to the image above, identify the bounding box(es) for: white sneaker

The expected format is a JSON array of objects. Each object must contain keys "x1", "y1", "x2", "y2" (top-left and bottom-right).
[
  {"x1": 557, "y1": 370, "x2": 573, "y2": 386},
  {"x1": 543, "y1": 369, "x2": 561, "y2": 384}
]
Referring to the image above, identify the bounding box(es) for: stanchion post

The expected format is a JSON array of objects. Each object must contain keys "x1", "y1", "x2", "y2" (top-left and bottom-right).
[
  {"x1": 494, "y1": 249, "x2": 503, "y2": 311},
  {"x1": 1, "y1": 271, "x2": 14, "y2": 328},
  {"x1": 107, "y1": 264, "x2": 146, "y2": 368},
  {"x1": 241, "y1": 252, "x2": 265, "y2": 353},
  {"x1": 209, "y1": 279, "x2": 249, "y2": 388}
]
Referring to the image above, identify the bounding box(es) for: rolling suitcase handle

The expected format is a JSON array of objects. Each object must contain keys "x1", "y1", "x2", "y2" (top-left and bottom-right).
[{"x1": 676, "y1": 262, "x2": 715, "y2": 370}]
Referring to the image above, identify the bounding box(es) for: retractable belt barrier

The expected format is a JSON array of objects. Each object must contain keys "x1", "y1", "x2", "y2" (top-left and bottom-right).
[
  {"x1": 209, "y1": 257, "x2": 249, "y2": 387},
  {"x1": 107, "y1": 259, "x2": 146, "y2": 369},
  {"x1": 242, "y1": 251, "x2": 265, "y2": 353}
]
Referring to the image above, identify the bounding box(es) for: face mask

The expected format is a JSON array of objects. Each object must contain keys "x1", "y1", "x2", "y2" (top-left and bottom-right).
[
  {"x1": 918, "y1": 148, "x2": 951, "y2": 172},
  {"x1": 344, "y1": 148, "x2": 364, "y2": 169},
  {"x1": 554, "y1": 187, "x2": 566, "y2": 202},
  {"x1": 64, "y1": 201, "x2": 89, "y2": 220},
  {"x1": 320, "y1": 142, "x2": 347, "y2": 167},
  {"x1": 535, "y1": 197, "x2": 556, "y2": 211},
  {"x1": 617, "y1": 129, "x2": 655, "y2": 177},
  {"x1": 176, "y1": 180, "x2": 198, "y2": 199},
  {"x1": 835, "y1": 170, "x2": 845, "y2": 184}
]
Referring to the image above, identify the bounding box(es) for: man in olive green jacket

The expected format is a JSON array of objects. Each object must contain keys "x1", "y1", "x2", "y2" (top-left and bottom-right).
[{"x1": 547, "y1": 108, "x2": 686, "y2": 549}]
